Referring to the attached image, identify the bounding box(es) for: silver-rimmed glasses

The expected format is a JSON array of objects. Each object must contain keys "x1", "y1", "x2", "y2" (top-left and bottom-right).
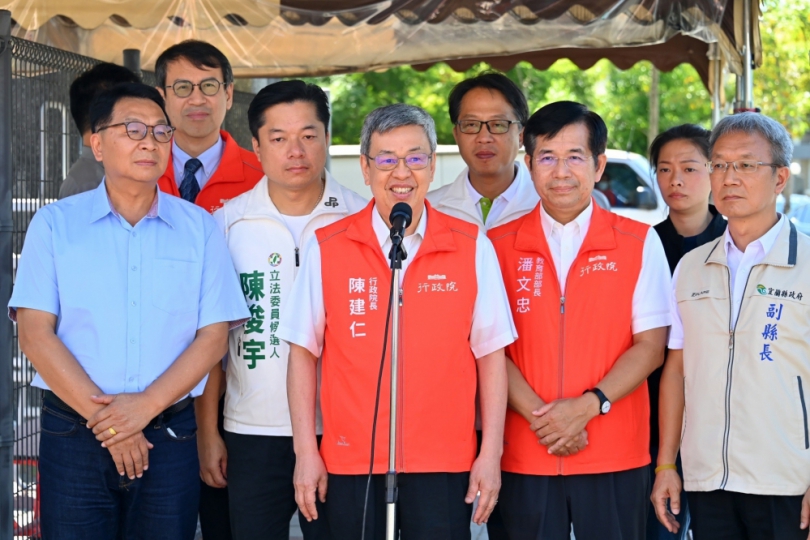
[
  {"x1": 366, "y1": 153, "x2": 432, "y2": 171},
  {"x1": 96, "y1": 122, "x2": 174, "y2": 143}
]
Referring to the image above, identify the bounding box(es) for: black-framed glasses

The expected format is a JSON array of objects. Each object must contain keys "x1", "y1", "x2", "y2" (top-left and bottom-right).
[
  {"x1": 165, "y1": 78, "x2": 227, "y2": 98},
  {"x1": 366, "y1": 153, "x2": 432, "y2": 171},
  {"x1": 707, "y1": 160, "x2": 779, "y2": 175},
  {"x1": 96, "y1": 122, "x2": 174, "y2": 143},
  {"x1": 456, "y1": 119, "x2": 521, "y2": 134}
]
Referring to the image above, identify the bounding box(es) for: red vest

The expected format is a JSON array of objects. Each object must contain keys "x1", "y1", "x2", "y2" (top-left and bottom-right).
[
  {"x1": 316, "y1": 201, "x2": 480, "y2": 475},
  {"x1": 158, "y1": 130, "x2": 263, "y2": 213},
  {"x1": 488, "y1": 203, "x2": 651, "y2": 475}
]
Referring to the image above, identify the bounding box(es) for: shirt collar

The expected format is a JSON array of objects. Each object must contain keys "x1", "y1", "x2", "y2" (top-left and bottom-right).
[
  {"x1": 243, "y1": 170, "x2": 348, "y2": 220},
  {"x1": 89, "y1": 179, "x2": 170, "y2": 227},
  {"x1": 540, "y1": 199, "x2": 593, "y2": 238},
  {"x1": 724, "y1": 214, "x2": 785, "y2": 258},
  {"x1": 464, "y1": 164, "x2": 520, "y2": 203},
  {"x1": 172, "y1": 134, "x2": 224, "y2": 180},
  {"x1": 371, "y1": 202, "x2": 428, "y2": 249}
]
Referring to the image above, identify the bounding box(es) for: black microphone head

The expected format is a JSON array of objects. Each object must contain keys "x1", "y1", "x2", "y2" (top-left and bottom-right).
[{"x1": 389, "y1": 202, "x2": 413, "y2": 228}]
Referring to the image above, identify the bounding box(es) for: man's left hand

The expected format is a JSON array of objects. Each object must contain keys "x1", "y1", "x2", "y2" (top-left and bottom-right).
[
  {"x1": 530, "y1": 394, "x2": 600, "y2": 454},
  {"x1": 87, "y1": 393, "x2": 160, "y2": 446},
  {"x1": 466, "y1": 452, "x2": 501, "y2": 525},
  {"x1": 800, "y1": 485, "x2": 810, "y2": 538}
]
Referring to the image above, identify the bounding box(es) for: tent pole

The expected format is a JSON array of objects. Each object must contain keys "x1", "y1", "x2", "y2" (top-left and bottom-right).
[
  {"x1": 0, "y1": 9, "x2": 14, "y2": 540},
  {"x1": 123, "y1": 49, "x2": 142, "y2": 80},
  {"x1": 709, "y1": 43, "x2": 722, "y2": 126},
  {"x1": 742, "y1": 0, "x2": 754, "y2": 109}
]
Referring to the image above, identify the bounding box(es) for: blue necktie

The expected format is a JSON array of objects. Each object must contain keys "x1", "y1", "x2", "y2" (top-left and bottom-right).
[{"x1": 179, "y1": 158, "x2": 202, "y2": 203}]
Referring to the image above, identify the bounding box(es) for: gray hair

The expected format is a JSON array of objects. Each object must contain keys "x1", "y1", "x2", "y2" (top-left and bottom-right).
[
  {"x1": 710, "y1": 112, "x2": 793, "y2": 167},
  {"x1": 360, "y1": 104, "x2": 437, "y2": 156}
]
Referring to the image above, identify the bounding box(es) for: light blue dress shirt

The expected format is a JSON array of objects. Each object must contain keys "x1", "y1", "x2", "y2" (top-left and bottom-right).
[
  {"x1": 172, "y1": 135, "x2": 224, "y2": 189},
  {"x1": 9, "y1": 180, "x2": 250, "y2": 397}
]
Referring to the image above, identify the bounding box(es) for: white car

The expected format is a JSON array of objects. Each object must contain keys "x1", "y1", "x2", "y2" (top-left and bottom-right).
[{"x1": 599, "y1": 150, "x2": 667, "y2": 225}]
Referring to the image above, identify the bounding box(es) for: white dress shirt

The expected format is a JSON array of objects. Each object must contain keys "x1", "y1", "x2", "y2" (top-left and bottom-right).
[
  {"x1": 465, "y1": 166, "x2": 522, "y2": 226},
  {"x1": 172, "y1": 135, "x2": 224, "y2": 189},
  {"x1": 669, "y1": 215, "x2": 786, "y2": 349},
  {"x1": 278, "y1": 203, "x2": 517, "y2": 360},
  {"x1": 540, "y1": 201, "x2": 672, "y2": 334}
]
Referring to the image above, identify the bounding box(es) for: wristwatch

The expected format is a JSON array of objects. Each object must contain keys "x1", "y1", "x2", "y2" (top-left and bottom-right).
[{"x1": 584, "y1": 388, "x2": 611, "y2": 415}]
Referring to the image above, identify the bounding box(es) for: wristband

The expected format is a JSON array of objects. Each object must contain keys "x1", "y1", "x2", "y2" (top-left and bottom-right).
[{"x1": 654, "y1": 464, "x2": 678, "y2": 474}]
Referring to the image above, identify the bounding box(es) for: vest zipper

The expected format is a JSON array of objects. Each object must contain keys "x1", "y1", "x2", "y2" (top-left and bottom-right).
[
  {"x1": 720, "y1": 265, "x2": 756, "y2": 489},
  {"x1": 557, "y1": 295, "x2": 566, "y2": 475},
  {"x1": 397, "y1": 286, "x2": 405, "y2": 472}
]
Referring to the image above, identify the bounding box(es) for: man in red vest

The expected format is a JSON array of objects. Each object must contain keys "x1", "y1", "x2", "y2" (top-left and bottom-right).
[
  {"x1": 280, "y1": 104, "x2": 516, "y2": 539},
  {"x1": 487, "y1": 101, "x2": 671, "y2": 540},
  {"x1": 154, "y1": 40, "x2": 263, "y2": 540},
  {"x1": 156, "y1": 40, "x2": 262, "y2": 213}
]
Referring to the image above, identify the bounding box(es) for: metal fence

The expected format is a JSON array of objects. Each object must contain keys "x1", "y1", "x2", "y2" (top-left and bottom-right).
[{"x1": 2, "y1": 33, "x2": 254, "y2": 538}]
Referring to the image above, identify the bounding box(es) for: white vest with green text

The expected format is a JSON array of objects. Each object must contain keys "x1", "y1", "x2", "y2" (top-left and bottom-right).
[{"x1": 215, "y1": 172, "x2": 367, "y2": 436}]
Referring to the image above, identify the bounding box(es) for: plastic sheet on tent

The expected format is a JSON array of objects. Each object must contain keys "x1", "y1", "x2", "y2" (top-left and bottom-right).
[{"x1": 1, "y1": 1, "x2": 759, "y2": 86}]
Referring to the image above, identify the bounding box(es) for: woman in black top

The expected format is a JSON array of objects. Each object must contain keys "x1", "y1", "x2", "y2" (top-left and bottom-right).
[
  {"x1": 652, "y1": 125, "x2": 728, "y2": 273},
  {"x1": 646, "y1": 125, "x2": 726, "y2": 540}
]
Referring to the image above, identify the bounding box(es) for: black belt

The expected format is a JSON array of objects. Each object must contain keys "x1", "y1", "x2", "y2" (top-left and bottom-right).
[{"x1": 43, "y1": 390, "x2": 193, "y2": 424}]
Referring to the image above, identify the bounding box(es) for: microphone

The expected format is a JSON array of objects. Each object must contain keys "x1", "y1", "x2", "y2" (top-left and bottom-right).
[{"x1": 389, "y1": 202, "x2": 412, "y2": 247}]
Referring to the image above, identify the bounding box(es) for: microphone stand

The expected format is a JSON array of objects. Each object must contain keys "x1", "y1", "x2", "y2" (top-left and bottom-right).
[{"x1": 385, "y1": 237, "x2": 407, "y2": 540}]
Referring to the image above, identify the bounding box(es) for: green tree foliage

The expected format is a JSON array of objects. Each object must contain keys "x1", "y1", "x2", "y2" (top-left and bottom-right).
[
  {"x1": 756, "y1": 0, "x2": 810, "y2": 138},
  {"x1": 304, "y1": 1, "x2": 808, "y2": 154}
]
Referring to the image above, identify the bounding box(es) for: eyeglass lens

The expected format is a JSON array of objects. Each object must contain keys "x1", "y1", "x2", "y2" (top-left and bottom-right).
[
  {"x1": 171, "y1": 79, "x2": 222, "y2": 97},
  {"x1": 124, "y1": 122, "x2": 173, "y2": 143},
  {"x1": 373, "y1": 153, "x2": 430, "y2": 170},
  {"x1": 457, "y1": 120, "x2": 513, "y2": 134}
]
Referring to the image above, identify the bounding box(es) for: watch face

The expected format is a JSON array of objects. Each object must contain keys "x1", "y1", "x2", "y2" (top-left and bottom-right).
[{"x1": 601, "y1": 401, "x2": 611, "y2": 414}]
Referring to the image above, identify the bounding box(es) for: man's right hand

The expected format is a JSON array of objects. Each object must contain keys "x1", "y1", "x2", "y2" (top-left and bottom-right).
[
  {"x1": 107, "y1": 431, "x2": 153, "y2": 480},
  {"x1": 198, "y1": 430, "x2": 228, "y2": 488},
  {"x1": 294, "y1": 450, "x2": 328, "y2": 522},
  {"x1": 651, "y1": 468, "x2": 683, "y2": 534},
  {"x1": 546, "y1": 429, "x2": 588, "y2": 457}
]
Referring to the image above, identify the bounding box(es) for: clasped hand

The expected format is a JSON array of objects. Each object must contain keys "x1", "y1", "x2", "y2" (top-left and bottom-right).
[
  {"x1": 530, "y1": 395, "x2": 598, "y2": 456},
  {"x1": 85, "y1": 392, "x2": 160, "y2": 480}
]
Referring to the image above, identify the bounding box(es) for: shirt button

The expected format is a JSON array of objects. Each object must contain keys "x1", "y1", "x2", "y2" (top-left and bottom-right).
[
  {"x1": 128, "y1": 376, "x2": 135, "y2": 382},
  {"x1": 131, "y1": 301, "x2": 136, "y2": 306},
  {"x1": 131, "y1": 265, "x2": 137, "y2": 271},
  {"x1": 132, "y1": 232, "x2": 137, "y2": 237},
  {"x1": 130, "y1": 338, "x2": 136, "y2": 344}
]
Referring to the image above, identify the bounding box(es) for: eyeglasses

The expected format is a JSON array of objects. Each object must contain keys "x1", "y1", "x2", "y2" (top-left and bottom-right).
[
  {"x1": 534, "y1": 155, "x2": 593, "y2": 169},
  {"x1": 456, "y1": 119, "x2": 521, "y2": 134},
  {"x1": 366, "y1": 153, "x2": 432, "y2": 171},
  {"x1": 96, "y1": 122, "x2": 174, "y2": 143},
  {"x1": 707, "y1": 160, "x2": 778, "y2": 175},
  {"x1": 165, "y1": 78, "x2": 227, "y2": 98}
]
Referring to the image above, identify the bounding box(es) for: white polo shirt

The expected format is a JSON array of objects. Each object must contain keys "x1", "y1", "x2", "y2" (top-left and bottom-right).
[
  {"x1": 278, "y1": 203, "x2": 518, "y2": 360},
  {"x1": 540, "y1": 201, "x2": 672, "y2": 334}
]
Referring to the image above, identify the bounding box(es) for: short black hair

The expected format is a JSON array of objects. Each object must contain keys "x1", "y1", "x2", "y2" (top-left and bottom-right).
[
  {"x1": 89, "y1": 83, "x2": 169, "y2": 134},
  {"x1": 524, "y1": 101, "x2": 607, "y2": 166},
  {"x1": 649, "y1": 124, "x2": 711, "y2": 168},
  {"x1": 70, "y1": 63, "x2": 140, "y2": 135},
  {"x1": 248, "y1": 80, "x2": 330, "y2": 140},
  {"x1": 155, "y1": 40, "x2": 233, "y2": 88},
  {"x1": 448, "y1": 72, "x2": 529, "y2": 126}
]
